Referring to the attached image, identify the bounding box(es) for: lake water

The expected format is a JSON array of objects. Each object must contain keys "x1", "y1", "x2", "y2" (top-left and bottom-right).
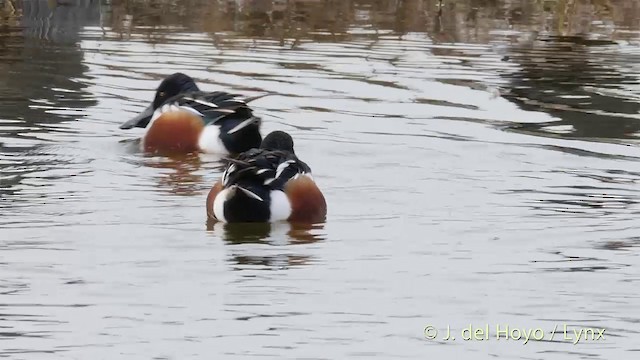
[{"x1": 1, "y1": 0, "x2": 640, "y2": 359}]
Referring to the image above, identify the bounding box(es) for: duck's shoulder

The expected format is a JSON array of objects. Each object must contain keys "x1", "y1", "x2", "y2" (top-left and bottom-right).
[
  {"x1": 175, "y1": 91, "x2": 247, "y2": 106},
  {"x1": 222, "y1": 149, "x2": 311, "y2": 190},
  {"x1": 163, "y1": 91, "x2": 253, "y2": 124}
]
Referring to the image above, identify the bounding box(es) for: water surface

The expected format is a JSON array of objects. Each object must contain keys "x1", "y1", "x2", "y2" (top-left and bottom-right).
[{"x1": 1, "y1": 0, "x2": 640, "y2": 359}]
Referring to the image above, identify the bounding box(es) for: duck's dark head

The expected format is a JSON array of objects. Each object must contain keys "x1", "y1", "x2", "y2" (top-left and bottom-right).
[
  {"x1": 260, "y1": 131, "x2": 295, "y2": 153},
  {"x1": 120, "y1": 73, "x2": 200, "y2": 130},
  {"x1": 151, "y1": 73, "x2": 199, "y2": 109}
]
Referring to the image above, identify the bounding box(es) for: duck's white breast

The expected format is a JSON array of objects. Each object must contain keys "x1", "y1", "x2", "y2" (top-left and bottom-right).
[
  {"x1": 198, "y1": 125, "x2": 229, "y2": 154},
  {"x1": 269, "y1": 190, "x2": 292, "y2": 222},
  {"x1": 212, "y1": 187, "x2": 231, "y2": 222}
]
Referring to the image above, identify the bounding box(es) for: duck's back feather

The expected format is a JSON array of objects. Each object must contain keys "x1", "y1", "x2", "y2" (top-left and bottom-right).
[
  {"x1": 222, "y1": 149, "x2": 312, "y2": 190},
  {"x1": 162, "y1": 91, "x2": 254, "y2": 125}
]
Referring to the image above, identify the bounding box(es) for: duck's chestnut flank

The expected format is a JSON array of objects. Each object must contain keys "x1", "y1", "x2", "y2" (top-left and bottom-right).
[
  {"x1": 143, "y1": 110, "x2": 204, "y2": 153},
  {"x1": 284, "y1": 175, "x2": 327, "y2": 223}
]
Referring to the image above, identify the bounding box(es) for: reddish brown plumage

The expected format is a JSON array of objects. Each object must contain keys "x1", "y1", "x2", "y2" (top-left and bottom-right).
[
  {"x1": 285, "y1": 176, "x2": 327, "y2": 223},
  {"x1": 142, "y1": 110, "x2": 205, "y2": 153},
  {"x1": 206, "y1": 180, "x2": 223, "y2": 221}
]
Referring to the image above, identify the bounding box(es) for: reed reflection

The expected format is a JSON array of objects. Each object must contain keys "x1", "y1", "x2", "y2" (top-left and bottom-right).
[
  {"x1": 105, "y1": 0, "x2": 426, "y2": 40},
  {"x1": 0, "y1": 0, "x2": 100, "y2": 131},
  {"x1": 100, "y1": 0, "x2": 640, "y2": 54},
  {"x1": 0, "y1": 0, "x2": 100, "y2": 205}
]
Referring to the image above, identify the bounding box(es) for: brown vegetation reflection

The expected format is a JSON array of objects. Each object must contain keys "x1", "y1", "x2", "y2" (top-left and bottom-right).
[
  {"x1": 102, "y1": 0, "x2": 640, "y2": 42},
  {"x1": 0, "y1": 0, "x2": 99, "y2": 204}
]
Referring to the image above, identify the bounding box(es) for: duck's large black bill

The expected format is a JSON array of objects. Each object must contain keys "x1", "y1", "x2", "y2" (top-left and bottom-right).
[{"x1": 119, "y1": 104, "x2": 155, "y2": 129}]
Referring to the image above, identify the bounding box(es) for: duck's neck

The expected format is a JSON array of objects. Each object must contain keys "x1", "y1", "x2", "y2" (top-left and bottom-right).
[{"x1": 184, "y1": 82, "x2": 200, "y2": 92}]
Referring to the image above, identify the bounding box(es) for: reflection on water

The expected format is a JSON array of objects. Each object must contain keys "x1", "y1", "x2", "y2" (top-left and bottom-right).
[
  {"x1": 208, "y1": 220, "x2": 325, "y2": 244},
  {"x1": 502, "y1": 37, "x2": 640, "y2": 141},
  {"x1": 0, "y1": 0, "x2": 100, "y2": 212},
  {"x1": 207, "y1": 221, "x2": 325, "y2": 269},
  {"x1": 140, "y1": 153, "x2": 207, "y2": 196},
  {"x1": 1, "y1": 0, "x2": 640, "y2": 359}
]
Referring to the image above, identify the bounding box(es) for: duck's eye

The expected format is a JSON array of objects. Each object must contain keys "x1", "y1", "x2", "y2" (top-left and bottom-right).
[{"x1": 158, "y1": 91, "x2": 166, "y2": 98}]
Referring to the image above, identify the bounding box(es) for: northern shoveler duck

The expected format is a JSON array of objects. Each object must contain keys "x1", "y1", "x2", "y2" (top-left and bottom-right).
[
  {"x1": 119, "y1": 73, "x2": 262, "y2": 154},
  {"x1": 206, "y1": 131, "x2": 327, "y2": 223}
]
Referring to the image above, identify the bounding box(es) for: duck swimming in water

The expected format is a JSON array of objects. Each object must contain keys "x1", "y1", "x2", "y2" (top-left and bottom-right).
[
  {"x1": 120, "y1": 73, "x2": 262, "y2": 154},
  {"x1": 206, "y1": 131, "x2": 327, "y2": 223}
]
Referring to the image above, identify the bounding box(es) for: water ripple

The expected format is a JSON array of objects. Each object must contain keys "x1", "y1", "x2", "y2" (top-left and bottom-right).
[{"x1": 2, "y1": 1, "x2": 640, "y2": 359}]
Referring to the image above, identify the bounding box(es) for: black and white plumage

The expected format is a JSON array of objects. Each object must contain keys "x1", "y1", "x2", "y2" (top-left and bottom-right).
[
  {"x1": 222, "y1": 149, "x2": 312, "y2": 192},
  {"x1": 207, "y1": 131, "x2": 326, "y2": 223},
  {"x1": 151, "y1": 91, "x2": 255, "y2": 127}
]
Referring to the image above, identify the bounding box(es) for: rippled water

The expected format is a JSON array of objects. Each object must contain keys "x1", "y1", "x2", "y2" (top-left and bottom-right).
[{"x1": 1, "y1": 0, "x2": 640, "y2": 358}]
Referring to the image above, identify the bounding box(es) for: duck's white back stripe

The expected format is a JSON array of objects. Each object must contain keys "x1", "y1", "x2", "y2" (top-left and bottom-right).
[
  {"x1": 237, "y1": 186, "x2": 263, "y2": 202},
  {"x1": 221, "y1": 168, "x2": 229, "y2": 186},
  {"x1": 179, "y1": 105, "x2": 204, "y2": 116},
  {"x1": 191, "y1": 98, "x2": 219, "y2": 108},
  {"x1": 214, "y1": 108, "x2": 237, "y2": 114},
  {"x1": 275, "y1": 160, "x2": 295, "y2": 180},
  {"x1": 222, "y1": 164, "x2": 236, "y2": 186},
  {"x1": 228, "y1": 117, "x2": 258, "y2": 134},
  {"x1": 226, "y1": 99, "x2": 247, "y2": 105}
]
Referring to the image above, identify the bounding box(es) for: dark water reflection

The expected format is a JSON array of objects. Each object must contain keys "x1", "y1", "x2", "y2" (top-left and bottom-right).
[
  {"x1": 1, "y1": 0, "x2": 100, "y2": 214},
  {"x1": 503, "y1": 37, "x2": 640, "y2": 140},
  {"x1": 1, "y1": 0, "x2": 640, "y2": 359},
  {"x1": 210, "y1": 221, "x2": 325, "y2": 244},
  {"x1": 208, "y1": 222, "x2": 325, "y2": 270}
]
